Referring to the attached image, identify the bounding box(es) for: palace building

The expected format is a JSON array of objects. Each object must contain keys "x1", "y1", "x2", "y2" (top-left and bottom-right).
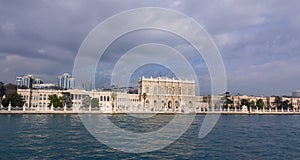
[
  {"x1": 17, "y1": 76, "x2": 201, "y2": 113},
  {"x1": 137, "y1": 76, "x2": 197, "y2": 112},
  {"x1": 16, "y1": 76, "x2": 300, "y2": 113}
]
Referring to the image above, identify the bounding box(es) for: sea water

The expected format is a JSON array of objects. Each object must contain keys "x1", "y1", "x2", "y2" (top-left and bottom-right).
[{"x1": 0, "y1": 114, "x2": 299, "y2": 159}]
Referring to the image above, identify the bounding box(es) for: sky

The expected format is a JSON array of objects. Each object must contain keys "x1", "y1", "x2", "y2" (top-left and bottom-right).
[{"x1": 0, "y1": 0, "x2": 299, "y2": 96}]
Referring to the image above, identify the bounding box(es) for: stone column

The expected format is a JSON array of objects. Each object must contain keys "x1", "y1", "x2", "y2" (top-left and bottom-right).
[
  {"x1": 64, "y1": 104, "x2": 67, "y2": 112},
  {"x1": 89, "y1": 103, "x2": 91, "y2": 112},
  {"x1": 51, "y1": 104, "x2": 54, "y2": 111},
  {"x1": 8, "y1": 102, "x2": 11, "y2": 111},
  {"x1": 23, "y1": 104, "x2": 26, "y2": 111}
]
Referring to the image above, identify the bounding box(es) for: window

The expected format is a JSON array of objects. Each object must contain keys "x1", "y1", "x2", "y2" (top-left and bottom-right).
[
  {"x1": 188, "y1": 88, "x2": 192, "y2": 95},
  {"x1": 153, "y1": 87, "x2": 157, "y2": 94}
]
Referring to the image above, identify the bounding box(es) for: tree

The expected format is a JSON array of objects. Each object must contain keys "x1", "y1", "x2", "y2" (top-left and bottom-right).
[
  {"x1": 48, "y1": 94, "x2": 62, "y2": 108},
  {"x1": 0, "y1": 82, "x2": 5, "y2": 103},
  {"x1": 91, "y1": 98, "x2": 99, "y2": 108},
  {"x1": 271, "y1": 96, "x2": 293, "y2": 110},
  {"x1": 272, "y1": 96, "x2": 283, "y2": 109},
  {"x1": 250, "y1": 100, "x2": 256, "y2": 109},
  {"x1": 241, "y1": 98, "x2": 251, "y2": 113},
  {"x1": 256, "y1": 99, "x2": 265, "y2": 109},
  {"x1": 241, "y1": 98, "x2": 250, "y2": 107},
  {"x1": 62, "y1": 92, "x2": 72, "y2": 108},
  {"x1": 222, "y1": 92, "x2": 233, "y2": 109},
  {"x1": 4, "y1": 83, "x2": 17, "y2": 95},
  {"x1": 81, "y1": 95, "x2": 91, "y2": 108},
  {"x1": 282, "y1": 100, "x2": 293, "y2": 110},
  {"x1": 111, "y1": 92, "x2": 116, "y2": 111},
  {"x1": 142, "y1": 93, "x2": 147, "y2": 110},
  {"x1": 2, "y1": 93, "x2": 25, "y2": 107}
]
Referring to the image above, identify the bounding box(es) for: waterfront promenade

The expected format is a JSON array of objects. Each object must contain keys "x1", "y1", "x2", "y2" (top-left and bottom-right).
[{"x1": 1, "y1": 106, "x2": 300, "y2": 115}]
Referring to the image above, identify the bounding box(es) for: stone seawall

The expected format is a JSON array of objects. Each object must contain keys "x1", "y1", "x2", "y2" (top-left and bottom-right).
[{"x1": 1, "y1": 110, "x2": 300, "y2": 115}]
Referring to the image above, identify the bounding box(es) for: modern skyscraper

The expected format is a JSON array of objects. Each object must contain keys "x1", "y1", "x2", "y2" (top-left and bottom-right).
[
  {"x1": 16, "y1": 74, "x2": 43, "y2": 88},
  {"x1": 57, "y1": 73, "x2": 75, "y2": 90},
  {"x1": 82, "y1": 80, "x2": 95, "y2": 91}
]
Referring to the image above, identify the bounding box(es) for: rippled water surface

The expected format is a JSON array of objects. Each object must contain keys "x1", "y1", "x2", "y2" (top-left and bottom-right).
[{"x1": 0, "y1": 114, "x2": 299, "y2": 159}]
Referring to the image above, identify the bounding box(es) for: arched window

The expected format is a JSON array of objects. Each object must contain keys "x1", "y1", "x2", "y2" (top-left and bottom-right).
[{"x1": 145, "y1": 100, "x2": 150, "y2": 107}]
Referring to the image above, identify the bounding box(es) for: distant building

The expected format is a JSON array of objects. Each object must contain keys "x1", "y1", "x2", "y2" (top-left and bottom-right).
[
  {"x1": 18, "y1": 75, "x2": 300, "y2": 112},
  {"x1": 82, "y1": 80, "x2": 95, "y2": 91},
  {"x1": 112, "y1": 86, "x2": 134, "y2": 93},
  {"x1": 16, "y1": 74, "x2": 43, "y2": 88},
  {"x1": 57, "y1": 73, "x2": 75, "y2": 90},
  {"x1": 32, "y1": 83, "x2": 56, "y2": 89},
  {"x1": 292, "y1": 90, "x2": 300, "y2": 98}
]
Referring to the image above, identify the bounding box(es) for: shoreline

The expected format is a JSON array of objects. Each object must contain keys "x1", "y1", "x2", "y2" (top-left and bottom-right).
[{"x1": 1, "y1": 110, "x2": 300, "y2": 115}]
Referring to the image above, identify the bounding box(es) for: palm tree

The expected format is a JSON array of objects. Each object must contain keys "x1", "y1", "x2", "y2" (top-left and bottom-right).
[
  {"x1": 272, "y1": 96, "x2": 282, "y2": 109},
  {"x1": 223, "y1": 92, "x2": 233, "y2": 109},
  {"x1": 62, "y1": 92, "x2": 72, "y2": 108},
  {"x1": 142, "y1": 93, "x2": 147, "y2": 111}
]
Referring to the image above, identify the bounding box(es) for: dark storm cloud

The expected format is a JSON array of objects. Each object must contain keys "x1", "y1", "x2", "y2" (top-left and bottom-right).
[{"x1": 0, "y1": 0, "x2": 299, "y2": 95}]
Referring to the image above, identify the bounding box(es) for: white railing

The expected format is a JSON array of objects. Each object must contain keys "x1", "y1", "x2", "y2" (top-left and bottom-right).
[{"x1": 0, "y1": 105, "x2": 300, "y2": 114}]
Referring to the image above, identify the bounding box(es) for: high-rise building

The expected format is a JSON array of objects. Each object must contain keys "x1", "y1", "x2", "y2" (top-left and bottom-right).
[
  {"x1": 16, "y1": 74, "x2": 43, "y2": 88},
  {"x1": 57, "y1": 73, "x2": 75, "y2": 90},
  {"x1": 82, "y1": 80, "x2": 95, "y2": 91},
  {"x1": 292, "y1": 90, "x2": 300, "y2": 98}
]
